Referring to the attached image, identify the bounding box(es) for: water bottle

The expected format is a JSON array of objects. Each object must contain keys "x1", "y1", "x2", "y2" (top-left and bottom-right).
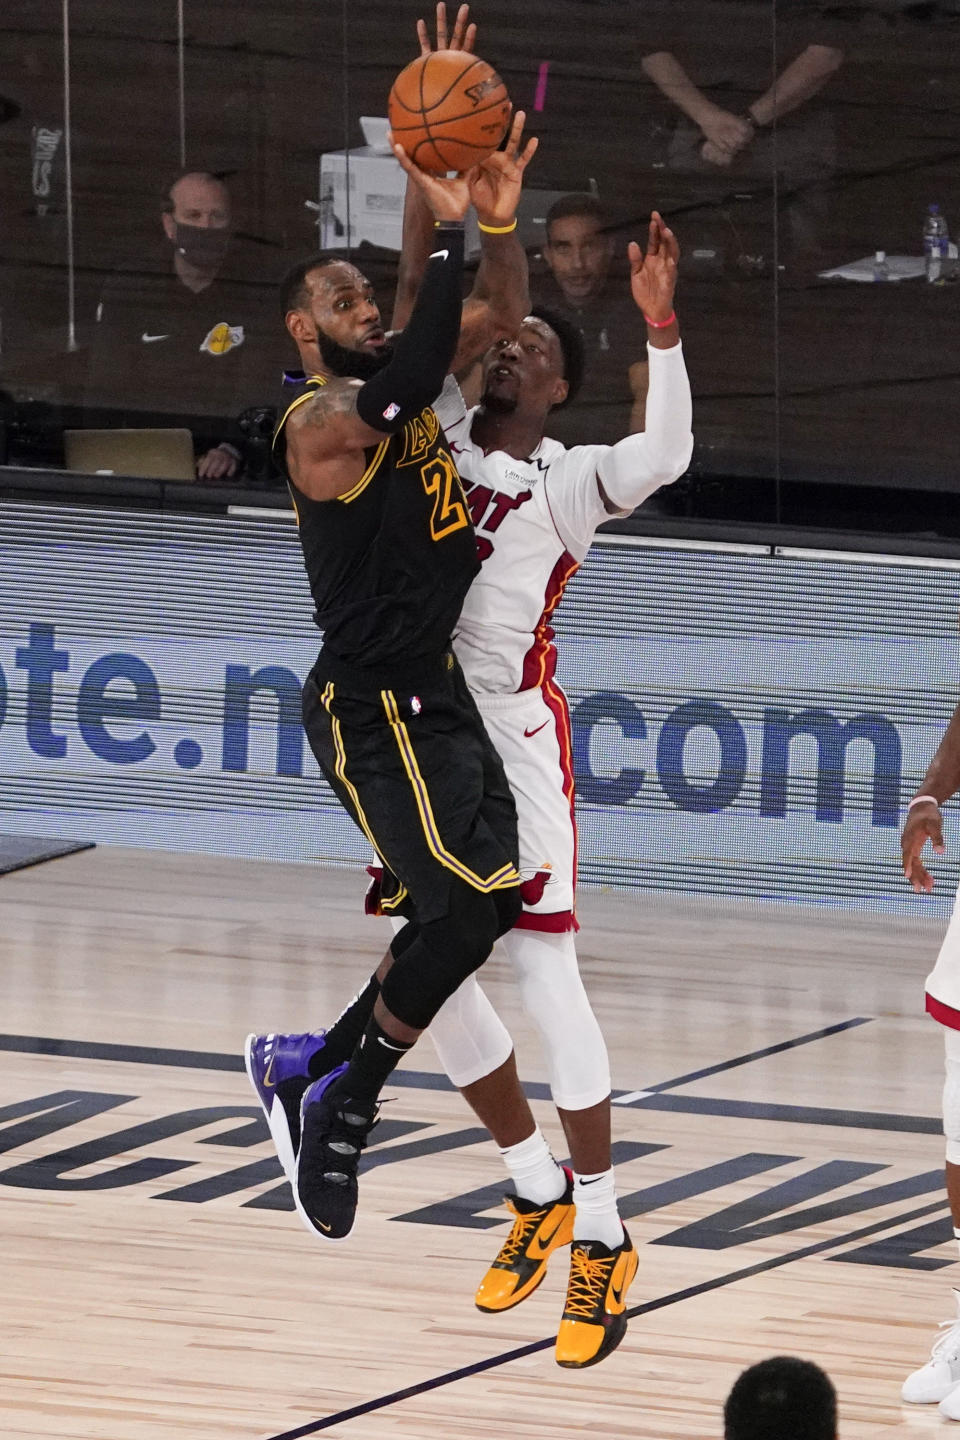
[
  {"x1": 923, "y1": 203, "x2": 949, "y2": 283},
  {"x1": 872, "y1": 250, "x2": 890, "y2": 282}
]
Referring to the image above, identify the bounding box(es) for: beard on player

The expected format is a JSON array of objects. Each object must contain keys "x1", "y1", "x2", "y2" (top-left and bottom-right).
[{"x1": 315, "y1": 325, "x2": 395, "y2": 381}]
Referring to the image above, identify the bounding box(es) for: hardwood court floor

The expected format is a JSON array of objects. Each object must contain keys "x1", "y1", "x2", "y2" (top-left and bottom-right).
[{"x1": 0, "y1": 846, "x2": 957, "y2": 1439}]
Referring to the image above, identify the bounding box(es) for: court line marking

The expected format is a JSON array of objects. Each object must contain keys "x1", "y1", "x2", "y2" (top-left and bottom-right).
[
  {"x1": 262, "y1": 1197, "x2": 949, "y2": 1440},
  {"x1": 636, "y1": 1015, "x2": 874, "y2": 1094},
  {"x1": 633, "y1": 1091, "x2": 941, "y2": 1134},
  {"x1": 0, "y1": 1016, "x2": 872, "y2": 1106},
  {"x1": 2, "y1": 1022, "x2": 926, "y2": 1136}
]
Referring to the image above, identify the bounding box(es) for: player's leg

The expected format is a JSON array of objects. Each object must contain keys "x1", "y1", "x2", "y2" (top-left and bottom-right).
[
  {"x1": 245, "y1": 934, "x2": 405, "y2": 1182},
  {"x1": 428, "y1": 684, "x2": 635, "y2": 1364},
  {"x1": 499, "y1": 922, "x2": 636, "y2": 1367},
  {"x1": 290, "y1": 669, "x2": 521, "y2": 1242},
  {"x1": 429, "y1": 974, "x2": 575, "y2": 1311},
  {"x1": 903, "y1": 1023, "x2": 960, "y2": 1414},
  {"x1": 904, "y1": 893, "x2": 960, "y2": 1414},
  {"x1": 495, "y1": 684, "x2": 635, "y2": 1367},
  {"x1": 296, "y1": 874, "x2": 519, "y2": 1241}
]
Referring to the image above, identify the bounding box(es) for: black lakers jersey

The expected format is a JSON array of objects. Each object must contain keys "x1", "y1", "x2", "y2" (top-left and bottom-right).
[{"x1": 275, "y1": 372, "x2": 479, "y2": 680}]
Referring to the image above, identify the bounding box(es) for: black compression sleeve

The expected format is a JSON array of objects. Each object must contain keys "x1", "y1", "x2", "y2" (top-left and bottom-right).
[{"x1": 355, "y1": 222, "x2": 464, "y2": 434}]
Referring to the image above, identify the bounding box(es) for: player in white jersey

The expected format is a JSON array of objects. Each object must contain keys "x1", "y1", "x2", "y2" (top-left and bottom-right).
[
  {"x1": 900, "y1": 710, "x2": 960, "y2": 1418},
  {"x1": 400, "y1": 201, "x2": 693, "y2": 1367},
  {"x1": 244, "y1": 0, "x2": 691, "y2": 1373}
]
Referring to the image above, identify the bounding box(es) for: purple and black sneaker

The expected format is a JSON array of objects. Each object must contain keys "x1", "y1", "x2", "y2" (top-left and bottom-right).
[
  {"x1": 244, "y1": 1030, "x2": 327, "y2": 1182},
  {"x1": 294, "y1": 1067, "x2": 379, "y2": 1243}
]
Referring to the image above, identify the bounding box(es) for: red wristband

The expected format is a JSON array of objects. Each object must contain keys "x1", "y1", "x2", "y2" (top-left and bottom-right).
[{"x1": 644, "y1": 310, "x2": 677, "y2": 329}]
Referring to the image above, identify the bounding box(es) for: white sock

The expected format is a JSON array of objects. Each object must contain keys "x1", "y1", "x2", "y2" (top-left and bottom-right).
[
  {"x1": 954, "y1": 1226, "x2": 960, "y2": 1261},
  {"x1": 499, "y1": 1127, "x2": 566, "y2": 1206},
  {"x1": 573, "y1": 1168, "x2": 625, "y2": 1250}
]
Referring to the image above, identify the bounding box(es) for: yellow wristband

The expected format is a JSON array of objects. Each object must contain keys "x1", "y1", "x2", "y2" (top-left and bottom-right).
[{"x1": 477, "y1": 219, "x2": 518, "y2": 234}]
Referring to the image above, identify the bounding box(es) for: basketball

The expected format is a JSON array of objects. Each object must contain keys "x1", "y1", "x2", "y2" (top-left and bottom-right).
[{"x1": 388, "y1": 50, "x2": 511, "y2": 175}]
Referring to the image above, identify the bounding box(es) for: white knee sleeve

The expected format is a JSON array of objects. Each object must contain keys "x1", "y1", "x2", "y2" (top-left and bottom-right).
[
  {"x1": 500, "y1": 928, "x2": 611, "y2": 1111},
  {"x1": 944, "y1": 1028, "x2": 960, "y2": 1165},
  {"x1": 427, "y1": 974, "x2": 515, "y2": 1089}
]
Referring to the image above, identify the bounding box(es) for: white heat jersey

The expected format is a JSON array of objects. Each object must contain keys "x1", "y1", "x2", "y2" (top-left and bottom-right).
[{"x1": 437, "y1": 397, "x2": 612, "y2": 695}]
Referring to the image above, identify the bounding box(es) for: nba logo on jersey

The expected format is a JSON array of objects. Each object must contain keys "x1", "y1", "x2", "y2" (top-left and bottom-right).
[
  {"x1": 410, "y1": 696, "x2": 422, "y2": 715},
  {"x1": 382, "y1": 402, "x2": 401, "y2": 421}
]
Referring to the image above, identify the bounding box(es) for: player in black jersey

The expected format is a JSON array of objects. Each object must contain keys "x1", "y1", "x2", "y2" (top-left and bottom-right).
[{"x1": 248, "y1": 99, "x2": 538, "y2": 1245}]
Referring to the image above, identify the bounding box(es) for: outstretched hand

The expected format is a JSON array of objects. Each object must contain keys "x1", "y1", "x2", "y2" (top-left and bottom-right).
[
  {"x1": 417, "y1": 2, "x2": 476, "y2": 56},
  {"x1": 628, "y1": 212, "x2": 679, "y2": 323},
  {"x1": 389, "y1": 134, "x2": 475, "y2": 222},
  {"x1": 902, "y1": 801, "x2": 946, "y2": 894},
  {"x1": 469, "y1": 109, "x2": 538, "y2": 229}
]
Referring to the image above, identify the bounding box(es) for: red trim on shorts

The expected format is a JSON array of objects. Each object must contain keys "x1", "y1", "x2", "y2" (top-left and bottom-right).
[
  {"x1": 515, "y1": 909, "x2": 579, "y2": 933},
  {"x1": 927, "y1": 993, "x2": 960, "y2": 1030},
  {"x1": 536, "y1": 676, "x2": 579, "y2": 926},
  {"x1": 520, "y1": 550, "x2": 579, "y2": 691}
]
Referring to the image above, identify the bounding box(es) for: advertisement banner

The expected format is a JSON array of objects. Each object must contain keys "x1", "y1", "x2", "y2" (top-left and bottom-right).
[{"x1": 0, "y1": 502, "x2": 957, "y2": 914}]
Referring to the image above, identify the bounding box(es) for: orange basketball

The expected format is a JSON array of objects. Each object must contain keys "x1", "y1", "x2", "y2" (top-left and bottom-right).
[{"x1": 388, "y1": 50, "x2": 511, "y2": 175}]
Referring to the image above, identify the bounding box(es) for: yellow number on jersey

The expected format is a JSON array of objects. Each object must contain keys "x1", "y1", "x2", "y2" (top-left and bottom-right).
[{"x1": 420, "y1": 449, "x2": 469, "y2": 542}]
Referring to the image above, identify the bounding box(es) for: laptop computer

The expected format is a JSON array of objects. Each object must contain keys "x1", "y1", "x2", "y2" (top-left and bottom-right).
[{"x1": 64, "y1": 427, "x2": 197, "y2": 481}]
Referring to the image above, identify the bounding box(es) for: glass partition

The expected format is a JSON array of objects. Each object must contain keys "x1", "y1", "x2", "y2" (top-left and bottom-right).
[{"x1": 0, "y1": 0, "x2": 956, "y2": 531}]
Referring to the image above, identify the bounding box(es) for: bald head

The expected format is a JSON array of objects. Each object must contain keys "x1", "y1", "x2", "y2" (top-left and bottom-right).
[{"x1": 164, "y1": 171, "x2": 231, "y2": 231}]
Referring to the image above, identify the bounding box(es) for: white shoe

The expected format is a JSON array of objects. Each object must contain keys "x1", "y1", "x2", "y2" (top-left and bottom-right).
[
  {"x1": 940, "y1": 1386, "x2": 960, "y2": 1421},
  {"x1": 903, "y1": 1290, "x2": 960, "y2": 1403}
]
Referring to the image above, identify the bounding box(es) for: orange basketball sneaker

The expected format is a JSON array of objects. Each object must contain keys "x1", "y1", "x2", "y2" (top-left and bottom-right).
[
  {"x1": 475, "y1": 1168, "x2": 575, "y2": 1312},
  {"x1": 555, "y1": 1229, "x2": 638, "y2": 1368}
]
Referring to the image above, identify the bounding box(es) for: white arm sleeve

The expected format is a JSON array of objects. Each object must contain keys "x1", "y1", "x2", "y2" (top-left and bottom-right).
[{"x1": 595, "y1": 340, "x2": 693, "y2": 512}]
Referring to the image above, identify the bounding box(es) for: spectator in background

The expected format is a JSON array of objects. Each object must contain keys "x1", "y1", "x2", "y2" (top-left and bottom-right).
[
  {"x1": 531, "y1": 193, "x2": 648, "y2": 446},
  {"x1": 84, "y1": 169, "x2": 282, "y2": 480},
  {"x1": 639, "y1": 4, "x2": 845, "y2": 266},
  {"x1": 724, "y1": 1356, "x2": 838, "y2": 1440}
]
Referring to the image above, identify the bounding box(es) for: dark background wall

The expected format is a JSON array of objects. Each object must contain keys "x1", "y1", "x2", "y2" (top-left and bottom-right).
[{"x1": 1, "y1": 0, "x2": 958, "y2": 528}]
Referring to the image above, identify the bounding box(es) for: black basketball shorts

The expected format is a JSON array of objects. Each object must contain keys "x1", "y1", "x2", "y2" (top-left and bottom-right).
[{"x1": 302, "y1": 654, "x2": 520, "y2": 925}]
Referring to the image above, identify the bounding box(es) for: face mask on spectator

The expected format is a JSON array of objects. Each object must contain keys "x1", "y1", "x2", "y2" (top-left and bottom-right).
[{"x1": 173, "y1": 222, "x2": 230, "y2": 270}]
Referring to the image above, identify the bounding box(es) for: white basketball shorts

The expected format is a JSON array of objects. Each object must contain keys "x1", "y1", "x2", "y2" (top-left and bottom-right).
[
  {"x1": 926, "y1": 879, "x2": 960, "y2": 1029},
  {"x1": 474, "y1": 679, "x2": 578, "y2": 932}
]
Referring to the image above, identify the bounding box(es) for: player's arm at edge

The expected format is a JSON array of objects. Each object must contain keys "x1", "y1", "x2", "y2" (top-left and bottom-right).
[
  {"x1": 902, "y1": 701, "x2": 960, "y2": 893},
  {"x1": 287, "y1": 227, "x2": 467, "y2": 502}
]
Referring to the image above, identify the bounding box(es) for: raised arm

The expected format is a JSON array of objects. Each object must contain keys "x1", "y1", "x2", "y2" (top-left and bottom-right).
[
  {"x1": 394, "y1": 2, "x2": 476, "y2": 327},
  {"x1": 393, "y1": 110, "x2": 536, "y2": 374},
  {"x1": 391, "y1": 6, "x2": 535, "y2": 371},
  {"x1": 596, "y1": 213, "x2": 693, "y2": 513}
]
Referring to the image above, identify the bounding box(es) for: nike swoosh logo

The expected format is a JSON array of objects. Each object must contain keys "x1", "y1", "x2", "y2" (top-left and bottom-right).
[
  {"x1": 576, "y1": 1175, "x2": 603, "y2": 1186},
  {"x1": 524, "y1": 721, "x2": 549, "y2": 738},
  {"x1": 430, "y1": 248, "x2": 449, "y2": 261},
  {"x1": 608, "y1": 1252, "x2": 635, "y2": 1310},
  {"x1": 141, "y1": 332, "x2": 170, "y2": 343},
  {"x1": 315, "y1": 1219, "x2": 333, "y2": 1233},
  {"x1": 377, "y1": 1035, "x2": 408, "y2": 1052},
  {"x1": 528, "y1": 1210, "x2": 569, "y2": 1259},
  {"x1": 262, "y1": 1055, "x2": 276, "y2": 1087}
]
